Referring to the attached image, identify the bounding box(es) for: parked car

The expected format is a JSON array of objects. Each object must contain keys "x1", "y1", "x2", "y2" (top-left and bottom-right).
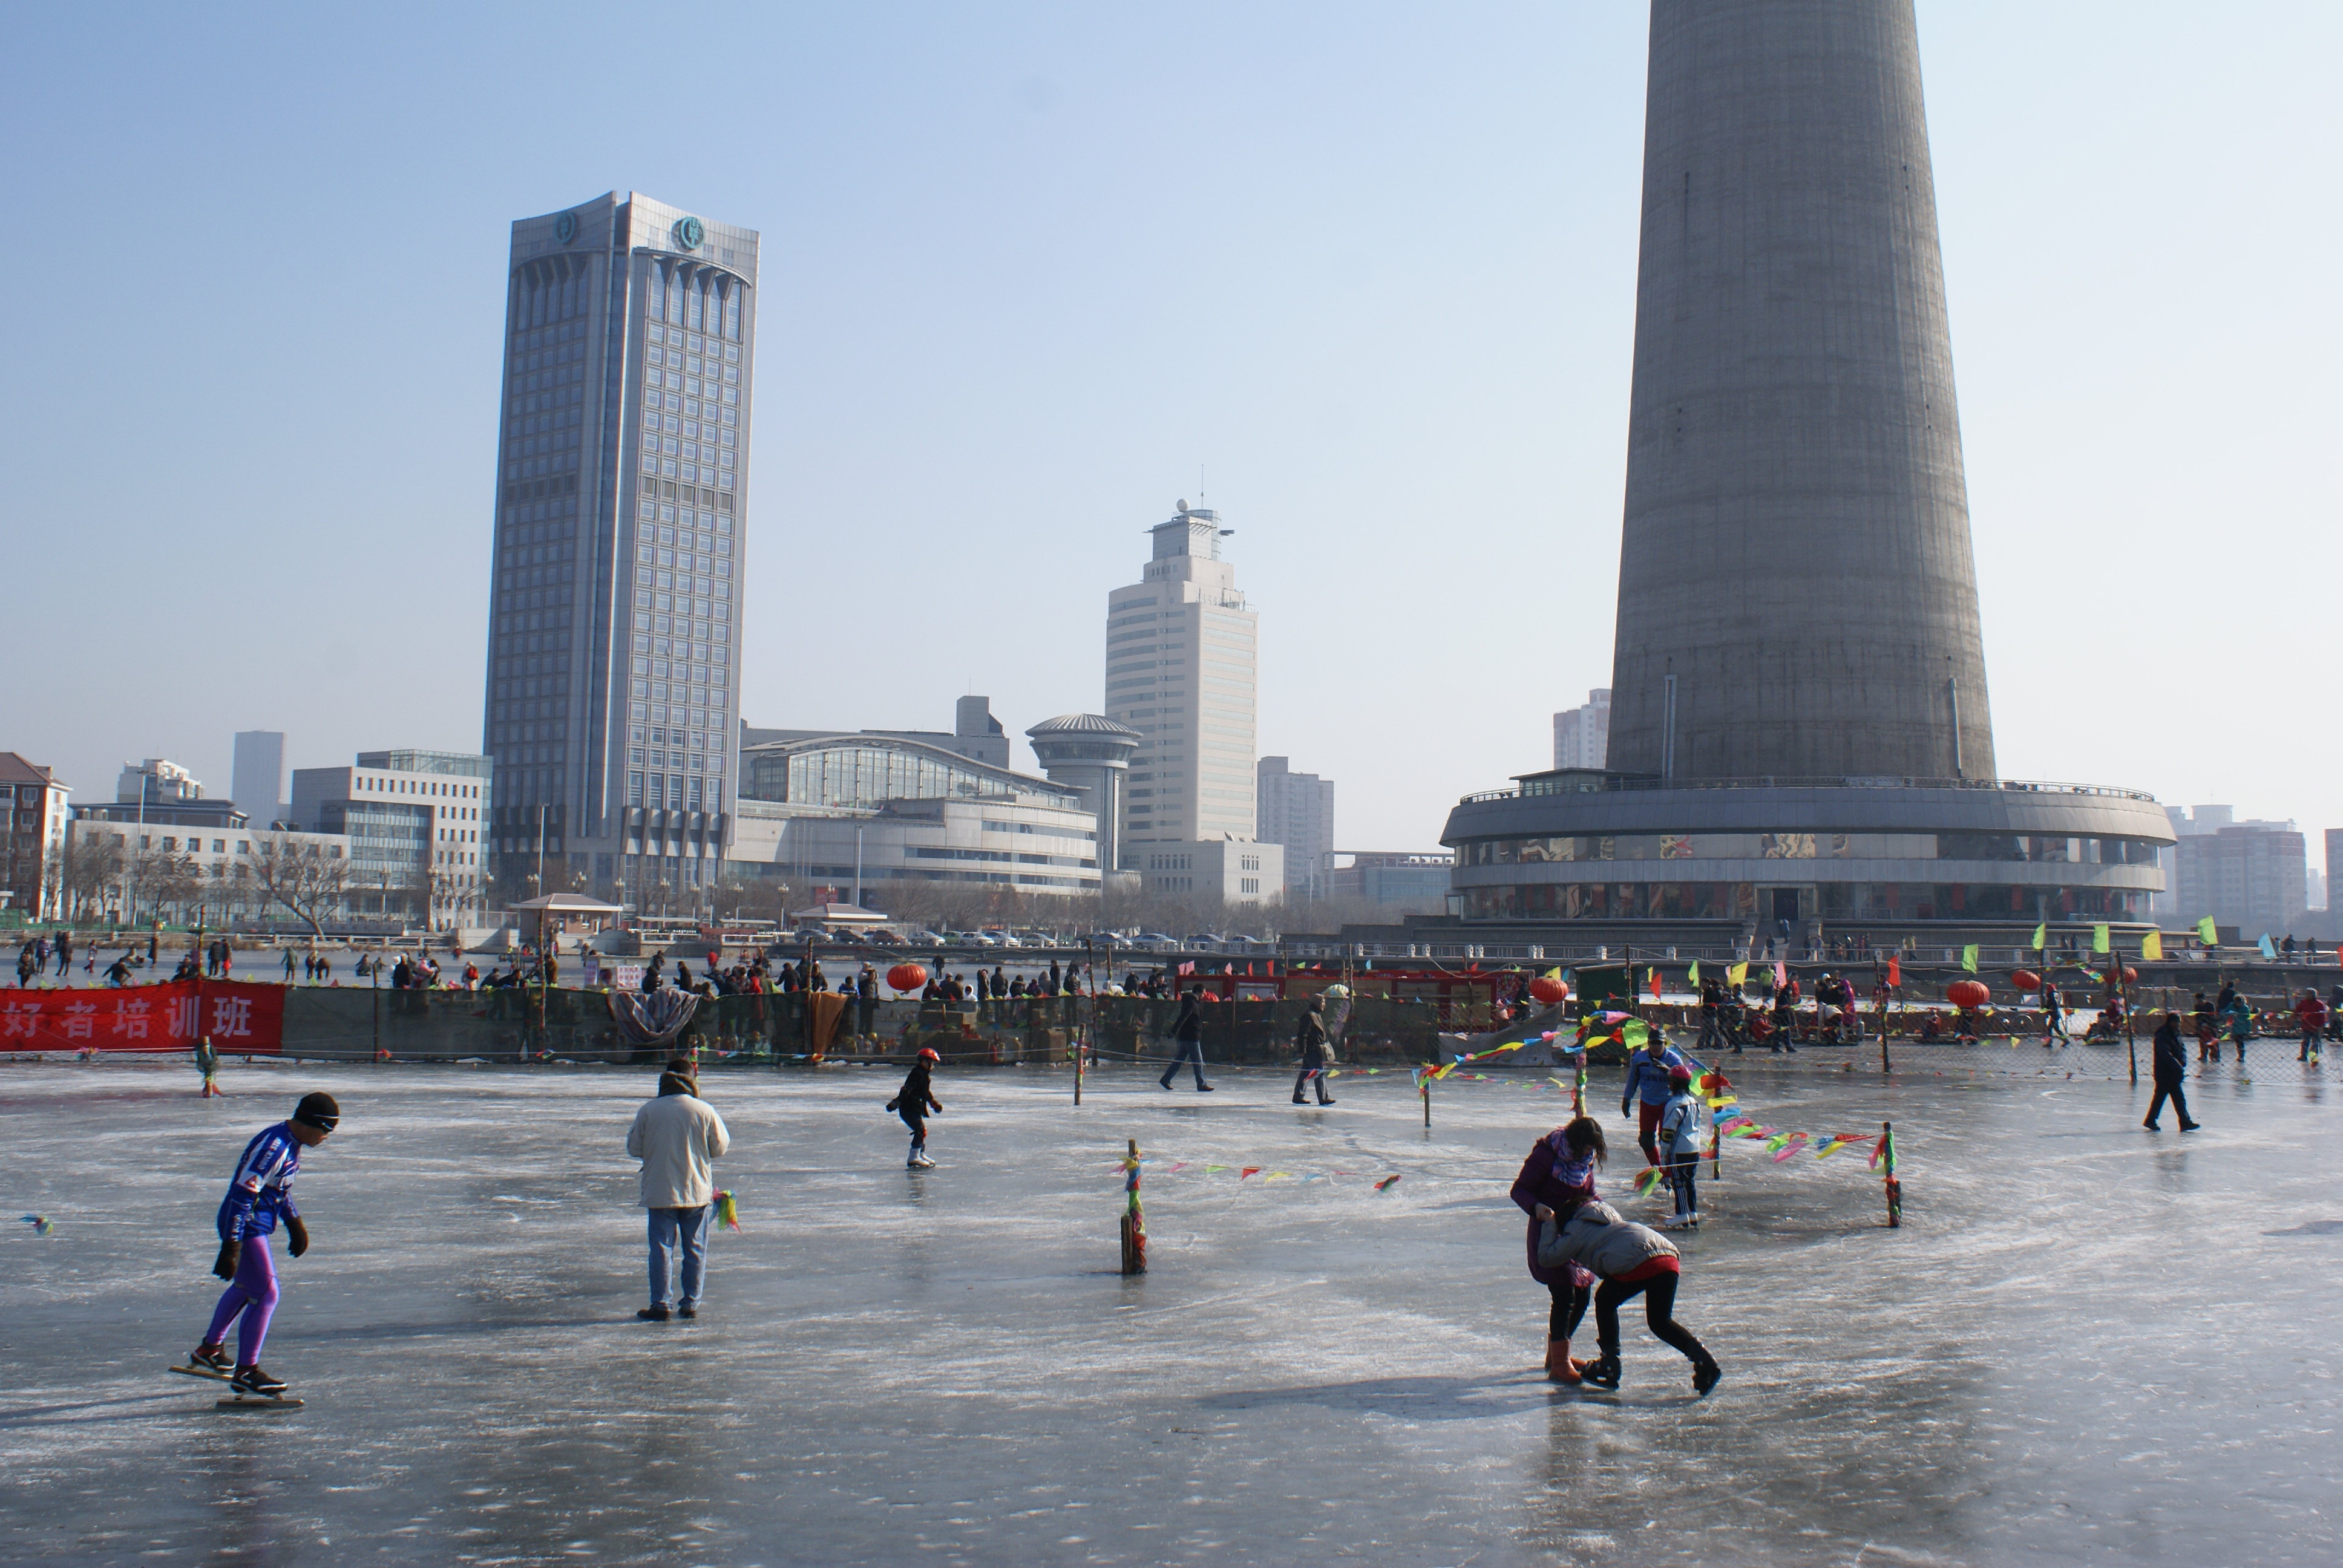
[
  {"x1": 864, "y1": 929, "x2": 903, "y2": 946},
  {"x1": 1134, "y1": 931, "x2": 1179, "y2": 947}
]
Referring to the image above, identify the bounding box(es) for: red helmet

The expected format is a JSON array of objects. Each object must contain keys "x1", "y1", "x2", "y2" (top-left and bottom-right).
[
  {"x1": 1668, "y1": 1063, "x2": 1694, "y2": 1085},
  {"x1": 916, "y1": 1047, "x2": 940, "y2": 1062}
]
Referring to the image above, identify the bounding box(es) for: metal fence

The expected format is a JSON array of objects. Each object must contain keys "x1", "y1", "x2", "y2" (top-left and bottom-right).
[{"x1": 244, "y1": 987, "x2": 1489, "y2": 1068}]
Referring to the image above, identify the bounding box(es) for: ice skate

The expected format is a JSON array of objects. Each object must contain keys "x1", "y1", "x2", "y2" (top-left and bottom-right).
[
  {"x1": 1693, "y1": 1360, "x2": 1722, "y2": 1397},
  {"x1": 231, "y1": 1359, "x2": 290, "y2": 1397},
  {"x1": 1582, "y1": 1354, "x2": 1622, "y2": 1390},
  {"x1": 171, "y1": 1344, "x2": 233, "y2": 1382}
]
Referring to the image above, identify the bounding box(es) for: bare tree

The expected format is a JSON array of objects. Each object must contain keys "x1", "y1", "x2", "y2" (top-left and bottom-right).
[
  {"x1": 62, "y1": 834, "x2": 126, "y2": 923},
  {"x1": 247, "y1": 834, "x2": 354, "y2": 938}
]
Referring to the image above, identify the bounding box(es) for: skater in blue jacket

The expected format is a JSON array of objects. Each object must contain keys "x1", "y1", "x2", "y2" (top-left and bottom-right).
[{"x1": 182, "y1": 1092, "x2": 338, "y2": 1398}]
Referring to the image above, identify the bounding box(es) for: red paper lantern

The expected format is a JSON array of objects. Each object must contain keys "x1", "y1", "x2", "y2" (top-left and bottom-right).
[
  {"x1": 1946, "y1": 979, "x2": 1990, "y2": 1010},
  {"x1": 1528, "y1": 977, "x2": 1570, "y2": 1005},
  {"x1": 2121, "y1": 966, "x2": 2139, "y2": 984},
  {"x1": 886, "y1": 963, "x2": 928, "y2": 994},
  {"x1": 2010, "y1": 969, "x2": 2042, "y2": 992}
]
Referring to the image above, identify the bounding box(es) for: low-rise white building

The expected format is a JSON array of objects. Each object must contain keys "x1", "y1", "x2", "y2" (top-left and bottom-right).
[
  {"x1": 1132, "y1": 840, "x2": 1283, "y2": 903},
  {"x1": 292, "y1": 750, "x2": 493, "y2": 926}
]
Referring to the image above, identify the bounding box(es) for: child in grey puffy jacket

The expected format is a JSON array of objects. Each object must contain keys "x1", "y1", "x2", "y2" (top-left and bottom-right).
[{"x1": 1535, "y1": 1197, "x2": 1720, "y2": 1395}]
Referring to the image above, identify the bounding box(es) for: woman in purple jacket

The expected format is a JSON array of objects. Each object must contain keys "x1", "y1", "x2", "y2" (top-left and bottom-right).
[{"x1": 1510, "y1": 1115, "x2": 1607, "y2": 1383}]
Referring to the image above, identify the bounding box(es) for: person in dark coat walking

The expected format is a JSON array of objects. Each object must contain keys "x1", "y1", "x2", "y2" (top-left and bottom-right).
[
  {"x1": 1159, "y1": 985, "x2": 1212, "y2": 1091},
  {"x1": 2143, "y1": 1013, "x2": 2200, "y2": 1132},
  {"x1": 1291, "y1": 995, "x2": 1335, "y2": 1106}
]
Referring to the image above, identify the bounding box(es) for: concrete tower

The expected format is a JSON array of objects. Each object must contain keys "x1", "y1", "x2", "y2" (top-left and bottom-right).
[{"x1": 1607, "y1": 0, "x2": 1995, "y2": 783}]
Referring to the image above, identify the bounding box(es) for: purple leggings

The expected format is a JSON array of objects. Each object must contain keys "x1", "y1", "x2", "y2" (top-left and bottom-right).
[{"x1": 203, "y1": 1233, "x2": 280, "y2": 1365}]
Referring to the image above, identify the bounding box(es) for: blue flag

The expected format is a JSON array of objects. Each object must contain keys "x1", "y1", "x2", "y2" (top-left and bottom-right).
[{"x1": 2259, "y1": 933, "x2": 2278, "y2": 960}]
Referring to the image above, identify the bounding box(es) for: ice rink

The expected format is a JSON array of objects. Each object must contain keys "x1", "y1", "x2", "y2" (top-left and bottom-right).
[{"x1": 2, "y1": 1048, "x2": 2337, "y2": 1566}]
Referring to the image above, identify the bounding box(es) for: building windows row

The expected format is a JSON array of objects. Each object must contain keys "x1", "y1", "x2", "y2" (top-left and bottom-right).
[{"x1": 1459, "y1": 832, "x2": 2163, "y2": 867}]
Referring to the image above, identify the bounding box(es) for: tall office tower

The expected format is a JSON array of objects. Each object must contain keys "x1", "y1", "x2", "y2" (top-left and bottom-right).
[
  {"x1": 1257, "y1": 757, "x2": 1334, "y2": 898},
  {"x1": 481, "y1": 192, "x2": 758, "y2": 903},
  {"x1": 1105, "y1": 502, "x2": 1259, "y2": 858},
  {"x1": 231, "y1": 731, "x2": 286, "y2": 825},
  {"x1": 1607, "y1": 0, "x2": 1994, "y2": 782},
  {"x1": 1550, "y1": 689, "x2": 1611, "y2": 771}
]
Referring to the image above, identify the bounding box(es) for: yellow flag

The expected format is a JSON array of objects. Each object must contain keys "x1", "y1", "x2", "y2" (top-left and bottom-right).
[
  {"x1": 1688, "y1": 960, "x2": 1702, "y2": 985},
  {"x1": 2092, "y1": 924, "x2": 2111, "y2": 955},
  {"x1": 2196, "y1": 916, "x2": 2217, "y2": 946},
  {"x1": 1542, "y1": 967, "x2": 1562, "y2": 981},
  {"x1": 2031, "y1": 923, "x2": 2046, "y2": 952},
  {"x1": 1961, "y1": 944, "x2": 1979, "y2": 973},
  {"x1": 1728, "y1": 961, "x2": 1748, "y2": 986},
  {"x1": 2141, "y1": 931, "x2": 2164, "y2": 961}
]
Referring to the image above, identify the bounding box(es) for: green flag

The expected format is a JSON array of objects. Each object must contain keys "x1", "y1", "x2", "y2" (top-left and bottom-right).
[
  {"x1": 2196, "y1": 916, "x2": 2218, "y2": 946},
  {"x1": 2031, "y1": 923, "x2": 2046, "y2": 952},
  {"x1": 1687, "y1": 960, "x2": 1701, "y2": 986},
  {"x1": 2092, "y1": 924, "x2": 2111, "y2": 955},
  {"x1": 1961, "y1": 944, "x2": 1979, "y2": 973}
]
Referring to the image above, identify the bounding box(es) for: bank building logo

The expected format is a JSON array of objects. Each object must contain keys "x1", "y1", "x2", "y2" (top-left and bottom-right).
[{"x1": 671, "y1": 215, "x2": 704, "y2": 252}]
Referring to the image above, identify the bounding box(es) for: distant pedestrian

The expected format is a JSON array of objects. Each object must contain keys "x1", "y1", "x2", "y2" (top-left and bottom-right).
[
  {"x1": 626, "y1": 1067, "x2": 730, "y2": 1322},
  {"x1": 283, "y1": 949, "x2": 298, "y2": 983},
  {"x1": 2143, "y1": 1013, "x2": 2199, "y2": 1132},
  {"x1": 2191, "y1": 993, "x2": 2218, "y2": 1063},
  {"x1": 1160, "y1": 985, "x2": 1212, "y2": 1092},
  {"x1": 2295, "y1": 990, "x2": 2327, "y2": 1062},
  {"x1": 2040, "y1": 980, "x2": 2068, "y2": 1045},
  {"x1": 1291, "y1": 995, "x2": 1335, "y2": 1106},
  {"x1": 54, "y1": 932, "x2": 73, "y2": 977}
]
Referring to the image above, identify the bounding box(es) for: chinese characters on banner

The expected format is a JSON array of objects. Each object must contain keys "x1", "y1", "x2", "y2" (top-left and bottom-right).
[{"x1": 0, "y1": 982, "x2": 286, "y2": 1054}]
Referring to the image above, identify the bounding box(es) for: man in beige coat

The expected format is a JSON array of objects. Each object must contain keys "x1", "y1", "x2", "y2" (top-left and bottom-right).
[{"x1": 626, "y1": 1069, "x2": 731, "y2": 1321}]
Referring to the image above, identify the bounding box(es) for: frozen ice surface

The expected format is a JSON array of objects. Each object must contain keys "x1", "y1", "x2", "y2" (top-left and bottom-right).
[{"x1": 1, "y1": 1048, "x2": 2338, "y2": 1566}]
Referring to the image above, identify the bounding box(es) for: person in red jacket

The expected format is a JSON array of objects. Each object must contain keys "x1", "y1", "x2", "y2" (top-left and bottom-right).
[{"x1": 2294, "y1": 990, "x2": 2328, "y2": 1062}]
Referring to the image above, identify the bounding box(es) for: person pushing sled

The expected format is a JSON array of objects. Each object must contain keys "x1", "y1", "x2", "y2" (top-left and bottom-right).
[{"x1": 1535, "y1": 1192, "x2": 1721, "y2": 1397}]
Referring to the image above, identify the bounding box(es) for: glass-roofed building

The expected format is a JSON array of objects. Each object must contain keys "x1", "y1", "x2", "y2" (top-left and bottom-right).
[{"x1": 724, "y1": 731, "x2": 1101, "y2": 904}]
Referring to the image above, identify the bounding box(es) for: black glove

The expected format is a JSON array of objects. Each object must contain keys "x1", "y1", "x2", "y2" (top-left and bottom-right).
[
  {"x1": 213, "y1": 1240, "x2": 241, "y2": 1281},
  {"x1": 286, "y1": 1217, "x2": 309, "y2": 1258}
]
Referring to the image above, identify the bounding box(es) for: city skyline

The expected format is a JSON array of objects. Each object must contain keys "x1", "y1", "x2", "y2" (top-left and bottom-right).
[{"x1": 5, "y1": 4, "x2": 2338, "y2": 879}]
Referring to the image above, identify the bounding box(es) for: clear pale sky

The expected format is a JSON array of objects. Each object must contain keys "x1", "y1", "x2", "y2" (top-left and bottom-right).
[{"x1": 6, "y1": 4, "x2": 2337, "y2": 886}]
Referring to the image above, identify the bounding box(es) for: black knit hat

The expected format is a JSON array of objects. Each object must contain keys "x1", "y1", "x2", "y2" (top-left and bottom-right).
[{"x1": 292, "y1": 1091, "x2": 340, "y2": 1131}]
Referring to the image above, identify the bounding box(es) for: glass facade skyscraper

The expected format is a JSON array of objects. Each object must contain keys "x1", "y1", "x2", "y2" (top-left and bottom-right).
[{"x1": 482, "y1": 192, "x2": 759, "y2": 901}]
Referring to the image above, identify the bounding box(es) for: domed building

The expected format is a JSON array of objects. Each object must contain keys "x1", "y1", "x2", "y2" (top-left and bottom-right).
[{"x1": 1025, "y1": 714, "x2": 1141, "y2": 880}]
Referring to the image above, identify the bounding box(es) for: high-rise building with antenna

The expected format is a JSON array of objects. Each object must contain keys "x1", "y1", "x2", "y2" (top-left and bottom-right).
[{"x1": 481, "y1": 192, "x2": 758, "y2": 903}]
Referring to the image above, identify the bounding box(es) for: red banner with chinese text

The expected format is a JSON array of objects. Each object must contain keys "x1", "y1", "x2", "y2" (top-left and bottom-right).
[{"x1": 0, "y1": 982, "x2": 286, "y2": 1054}]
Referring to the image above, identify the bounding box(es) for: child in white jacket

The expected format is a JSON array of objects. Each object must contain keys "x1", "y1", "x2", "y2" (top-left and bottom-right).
[{"x1": 1657, "y1": 1065, "x2": 1704, "y2": 1228}]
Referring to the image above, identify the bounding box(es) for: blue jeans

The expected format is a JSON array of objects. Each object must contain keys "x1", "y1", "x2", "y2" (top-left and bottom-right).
[
  {"x1": 647, "y1": 1204, "x2": 711, "y2": 1309},
  {"x1": 1161, "y1": 1036, "x2": 1208, "y2": 1088}
]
